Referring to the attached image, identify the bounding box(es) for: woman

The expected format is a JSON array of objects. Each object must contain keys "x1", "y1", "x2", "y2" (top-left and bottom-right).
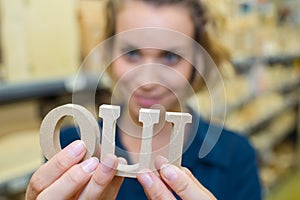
[{"x1": 26, "y1": 0, "x2": 262, "y2": 199}]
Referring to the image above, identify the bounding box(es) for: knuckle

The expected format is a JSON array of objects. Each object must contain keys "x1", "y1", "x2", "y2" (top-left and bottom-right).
[
  {"x1": 148, "y1": 183, "x2": 175, "y2": 200},
  {"x1": 53, "y1": 155, "x2": 70, "y2": 172},
  {"x1": 175, "y1": 180, "x2": 190, "y2": 197},
  {"x1": 65, "y1": 169, "x2": 85, "y2": 185},
  {"x1": 28, "y1": 173, "x2": 45, "y2": 195},
  {"x1": 92, "y1": 174, "x2": 111, "y2": 188},
  {"x1": 150, "y1": 189, "x2": 165, "y2": 200},
  {"x1": 182, "y1": 167, "x2": 192, "y2": 176}
]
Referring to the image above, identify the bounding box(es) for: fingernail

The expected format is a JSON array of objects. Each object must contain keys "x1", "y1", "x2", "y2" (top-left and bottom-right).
[
  {"x1": 101, "y1": 154, "x2": 117, "y2": 173},
  {"x1": 118, "y1": 157, "x2": 127, "y2": 165},
  {"x1": 157, "y1": 155, "x2": 169, "y2": 163},
  {"x1": 68, "y1": 140, "x2": 86, "y2": 158},
  {"x1": 161, "y1": 164, "x2": 178, "y2": 181},
  {"x1": 81, "y1": 157, "x2": 99, "y2": 174},
  {"x1": 138, "y1": 172, "x2": 153, "y2": 188},
  {"x1": 155, "y1": 155, "x2": 169, "y2": 169}
]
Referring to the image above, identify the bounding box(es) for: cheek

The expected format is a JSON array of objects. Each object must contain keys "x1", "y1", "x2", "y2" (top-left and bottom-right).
[
  {"x1": 164, "y1": 64, "x2": 193, "y2": 88},
  {"x1": 111, "y1": 60, "x2": 125, "y2": 79},
  {"x1": 178, "y1": 62, "x2": 194, "y2": 80},
  {"x1": 111, "y1": 60, "x2": 136, "y2": 96}
]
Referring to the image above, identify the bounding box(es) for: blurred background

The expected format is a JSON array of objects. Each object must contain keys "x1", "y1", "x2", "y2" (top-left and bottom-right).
[{"x1": 0, "y1": 0, "x2": 299, "y2": 199}]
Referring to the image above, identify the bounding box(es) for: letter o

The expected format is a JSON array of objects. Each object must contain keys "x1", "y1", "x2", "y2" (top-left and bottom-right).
[{"x1": 40, "y1": 104, "x2": 100, "y2": 160}]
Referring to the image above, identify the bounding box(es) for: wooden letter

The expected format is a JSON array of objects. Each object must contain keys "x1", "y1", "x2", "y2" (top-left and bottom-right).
[
  {"x1": 99, "y1": 104, "x2": 139, "y2": 177},
  {"x1": 98, "y1": 105, "x2": 141, "y2": 177},
  {"x1": 138, "y1": 108, "x2": 160, "y2": 168},
  {"x1": 99, "y1": 104, "x2": 120, "y2": 161},
  {"x1": 40, "y1": 104, "x2": 192, "y2": 178},
  {"x1": 99, "y1": 106, "x2": 160, "y2": 177},
  {"x1": 40, "y1": 104, "x2": 100, "y2": 160},
  {"x1": 166, "y1": 112, "x2": 192, "y2": 166}
]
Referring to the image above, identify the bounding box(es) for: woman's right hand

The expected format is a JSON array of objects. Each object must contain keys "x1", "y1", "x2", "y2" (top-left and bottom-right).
[{"x1": 25, "y1": 140, "x2": 124, "y2": 199}]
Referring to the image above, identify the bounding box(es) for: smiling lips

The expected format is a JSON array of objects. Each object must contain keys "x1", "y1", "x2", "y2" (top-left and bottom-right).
[{"x1": 133, "y1": 94, "x2": 162, "y2": 108}]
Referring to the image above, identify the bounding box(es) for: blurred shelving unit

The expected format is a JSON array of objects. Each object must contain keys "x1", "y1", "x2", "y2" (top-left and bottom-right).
[
  {"x1": 0, "y1": 74, "x2": 111, "y2": 199},
  {"x1": 204, "y1": 0, "x2": 300, "y2": 197},
  {"x1": 232, "y1": 56, "x2": 300, "y2": 194},
  {"x1": 236, "y1": 59, "x2": 299, "y2": 196},
  {"x1": 0, "y1": 0, "x2": 107, "y2": 199},
  {"x1": 197, "y1": 54, "x2": 300, "y2": 196}
]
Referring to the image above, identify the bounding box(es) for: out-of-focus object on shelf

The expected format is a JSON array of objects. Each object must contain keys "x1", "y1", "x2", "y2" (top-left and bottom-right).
[
  {"x1": 0, "y1": 130, "x2": 43, "y2": 197},
  {"x1": 0, "y1": 100, "x2": 42, "y2": 198},
  {"x1": 250, "y1": 109, "x2": 297, "y2": 163},
  {"x1": 195, "y1": 61, "x2": 300, "y2": 121},
  {"x1": 195, "y1": 54, "x2": 299, "y2": 194},
  {"x1": 0, "y1": 73, "x2": 111, "y2": 199},
  {"x1": 78, "y1": 0, "x2": 106, "y2": 60},
  {"x1": 0, "y1": 73, "x2": 105, "y2": 105},
  {"x1": 205, "y1": 0, "x2": 300, "y2": 61},
  {"x1": 0, "y1": 0, "x2": 80, "y2": 82},
  {"x1": 225, "y1": 91, "x2": 297, "y2": 135}
]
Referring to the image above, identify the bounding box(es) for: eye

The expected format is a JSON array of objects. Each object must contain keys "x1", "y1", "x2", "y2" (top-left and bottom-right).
[
  {"x1": 160, "y1": 51, "x2": 181, "y2": 66},
  {"x1": 123, "y1": 49, "x2": 141, "y2": 62}
]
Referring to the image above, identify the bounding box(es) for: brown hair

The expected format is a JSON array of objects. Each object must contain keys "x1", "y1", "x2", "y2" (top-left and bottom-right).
[{"x1": 103, "y1": 0, "x2": 231, "y2": 91}]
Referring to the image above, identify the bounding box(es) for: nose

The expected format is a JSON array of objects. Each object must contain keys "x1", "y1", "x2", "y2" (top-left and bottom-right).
[{"x1": 136, "y1": 63, "x2": 159, "y2": 90}]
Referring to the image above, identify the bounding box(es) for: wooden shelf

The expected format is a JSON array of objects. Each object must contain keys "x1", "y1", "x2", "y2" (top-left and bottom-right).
[
  {"x1": 243, "y1": 92, "x2": 298, "y2": 135},
  {"x1": 0, "y1": 130, "x2": 43, "y2": 196},
  {"x1": 0, "y1": 73, "x2": 105, "y2": 105}
]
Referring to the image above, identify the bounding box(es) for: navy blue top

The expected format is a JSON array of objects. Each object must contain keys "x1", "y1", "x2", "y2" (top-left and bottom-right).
[{"x1": 60, "y1": 110, "x2": 262, "y2": 200}]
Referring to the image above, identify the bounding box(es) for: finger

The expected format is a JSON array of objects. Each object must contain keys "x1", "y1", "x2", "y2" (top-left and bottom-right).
[
  {"x1": 95, "y1": 143, "x2": 101, "y2": 158},
  {"x1": 154, "y1": 156, "x2": 172, "y2": 191},
  {"x1": 137, "y1": 170, "x2": 176, "y2": 200},
  {"x1": 100, "y1": 157, "x2": 127, "y2": 199},
  {"x1": 154, "y1": 155, "x2": 169, "y2": 171},
  {"x1": 38, "y1": 157, "x2": 99, "y2": 199},
  {"x1": 26, "y1": 140, "x2": 86, "y2": 200},
  {"x1": 78, "y1": 154, "x2": 119, "y2": 200},
  {"x1": 160, "y1": 164, "x2": 216, "y2": 200},
  {"x1": 181, "y1": 167, "x2": 214, "y2": 197}
]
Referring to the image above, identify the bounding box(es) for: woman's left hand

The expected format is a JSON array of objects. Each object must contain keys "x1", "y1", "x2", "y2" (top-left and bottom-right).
[{"x1": 137, "y1": 158, "x2": 216, "y2": 200}]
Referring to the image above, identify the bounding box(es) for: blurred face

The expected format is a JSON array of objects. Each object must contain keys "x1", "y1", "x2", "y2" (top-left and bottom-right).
[{"x1": 111, "y1": 0, "x2": 195, "y2": 119}]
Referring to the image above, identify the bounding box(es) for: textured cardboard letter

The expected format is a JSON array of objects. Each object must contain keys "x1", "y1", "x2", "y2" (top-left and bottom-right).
[
  {"x1": 138, "y1": 108, "x2": 160, "y2": 168},
  {"x1": 166, "y1": 112, "x2": 192, "y2": 166},
  {"x1": 99, "y1": 104, "x2": 120, "y2": 161},
  {"x1": 40, "y1": 104, "x2": 100, "y2": 160},
  {"x1": 40, "y1": 104, "x2": 192, "y2": 178}
]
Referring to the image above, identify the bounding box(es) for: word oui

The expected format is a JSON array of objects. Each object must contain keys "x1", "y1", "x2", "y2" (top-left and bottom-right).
[{"x1": 39, "y1": 104, "x2": 192, "y2": 178}]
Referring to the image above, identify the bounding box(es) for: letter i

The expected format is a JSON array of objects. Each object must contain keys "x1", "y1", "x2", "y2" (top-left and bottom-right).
[{"x1": 99, "y1": 104, "x2": 120, "y2": 163}]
